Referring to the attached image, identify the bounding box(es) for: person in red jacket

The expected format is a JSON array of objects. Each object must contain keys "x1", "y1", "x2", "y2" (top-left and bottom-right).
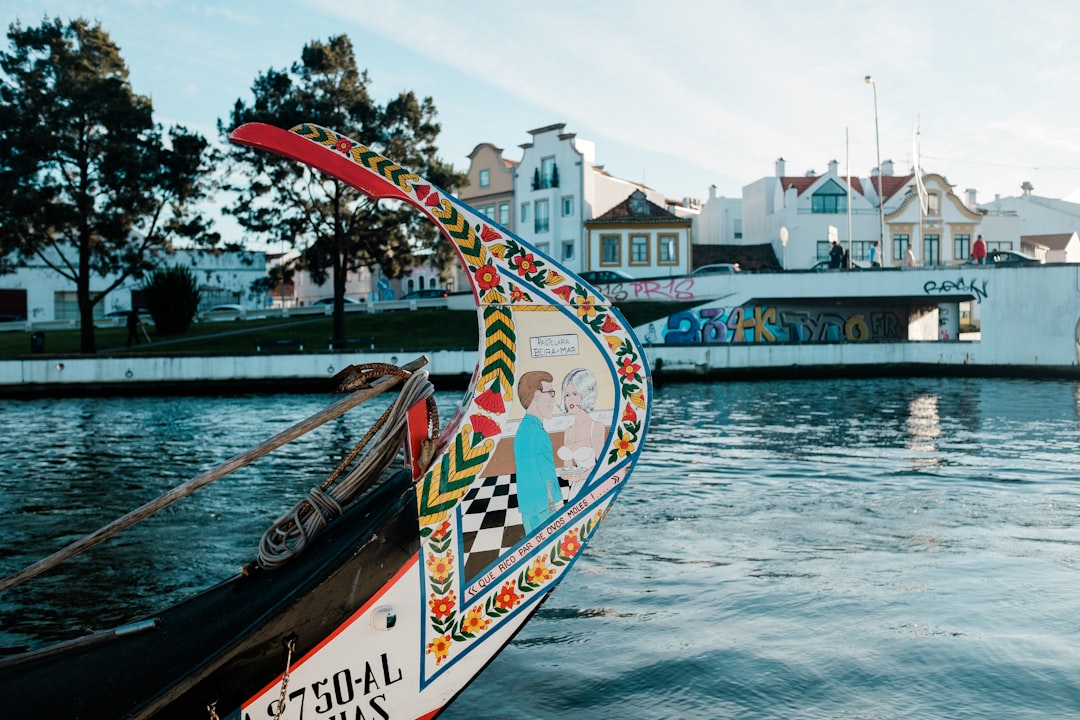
[{"x1": 972, "y1": 234, "x2": 987, "y2": 264}]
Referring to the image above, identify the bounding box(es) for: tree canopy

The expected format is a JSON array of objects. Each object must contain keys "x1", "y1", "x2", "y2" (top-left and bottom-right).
[
  {"x1": 221, "y1": 34, "x2": 465, "y2": 346},
  {"x1": 0, "y1": 17, "x2": 220, "y2": 353}
]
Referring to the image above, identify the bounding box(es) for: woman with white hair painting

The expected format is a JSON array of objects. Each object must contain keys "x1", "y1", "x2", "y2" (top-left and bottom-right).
[{"x1": 557, "y1": 368, "x2": 607, "y2": 485}]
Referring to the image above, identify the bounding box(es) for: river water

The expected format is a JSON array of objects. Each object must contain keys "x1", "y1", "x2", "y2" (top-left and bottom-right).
[{"x1": 2, "y1": 378, "x2": 1079, "y2": 718}]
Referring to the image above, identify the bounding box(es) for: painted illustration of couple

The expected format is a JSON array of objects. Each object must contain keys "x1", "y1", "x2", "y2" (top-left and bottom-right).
[{"x1": 513, "y1": 368, "x2": 607, "y2": 533}]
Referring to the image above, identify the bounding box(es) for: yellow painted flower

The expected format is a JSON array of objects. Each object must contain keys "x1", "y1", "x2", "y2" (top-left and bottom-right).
[
  {"x1": 613, "y1": 431, "x2": 636, "y2": 457},
  {"x1": 526, "y1": 556, "x2": 556, "y2": 585},
  {"x1": 461, "y1": 605, "x2": 492, "y2": 635},
  {"x1": 426, "y1": 634, "x2": 452, "y2": 664},
  {"x1": 426, "y1": 551, "x2": 455, "y2": 583},
  {"x1": 629, "y1": 389, "x2": 646, "y2": 409},
  {"x1": 574, "y1": 295, "x2": 599, "y2": 321}
]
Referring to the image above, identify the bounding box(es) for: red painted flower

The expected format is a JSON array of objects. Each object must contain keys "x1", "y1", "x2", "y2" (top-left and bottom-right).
[
  {"x1": 552, "y1": 285, "x2": 574, "y2": 302},
  {"x1": 480, "y1": 224, "x2": 503, "y2": 242},
  {"x1": 475, "y1": 264, "x2": 500, "y2": 291},
  {"x1": 618, "y1": 355, "x2": 642, "y2": 381},
  {"x1": 474, "y1": 386, "x2": 506, "y2": 414},
  {"x1": 429, "y1": 591, "x2": 457, "y2": 620},
  {"x1": 426, "y1": 634, "x2": 452, "y2": 663},
  {"x1": 558, "y1": 529, "x2": 582, "y2": 559},
  {"x1": 469, "y1": 413, "x2": 501, "y2": 439},
  {"x1": 601, "y1": 315, "x2": 620, "y2": 333},
  {"x1": 335, "y1": 137, "x2": 352, "y2": 153},
  {"x1": 430, "y1": 520, "x2": 452, "y2": 541},
  {"x1": 509, "y1": 286, "x2": 527, "y2": 302},
  {"x1": 621, "y1": 402, "x2": 638, "y2": 423},
  {"x1": 426, "y1": 551, "x2": 455, "y2": 583},
  {"x1": 495, "y1": 581, "x2": 522, "y2": 610},
  {"x1": 514, "y1": 253, "x2": 538, "y2": 277}
]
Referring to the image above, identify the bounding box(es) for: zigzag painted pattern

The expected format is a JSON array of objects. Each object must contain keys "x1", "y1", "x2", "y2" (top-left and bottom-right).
[
  {"x1": 478, "y1": 305, "x2": 515, "y2": 399},
  {"x1": 416, "y1": 429, "x2": 494, "y2": 525}
]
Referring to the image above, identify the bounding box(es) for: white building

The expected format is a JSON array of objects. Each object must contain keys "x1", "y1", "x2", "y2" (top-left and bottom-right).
[
  {"x1": 695, "y1": 186, "x2": 743, "y2": 245},
  {"x1": 512, "y1": 123, "x2": 665, "y2": 273},
  {"x1": 0, "y1": 248, "x2": 267, "y2": 322},
  {"x1": 584, "y1": 190, "x2": 692, "y2": 278},
  {"x1": 978, "y1": 183, "x2": 1080, "y2": 256}
]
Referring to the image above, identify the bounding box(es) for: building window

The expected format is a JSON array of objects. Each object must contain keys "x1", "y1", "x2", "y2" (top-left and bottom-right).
[
  {"x1": 498, "y1": 202, "x2": 510, "y2": 225},
  {"x1": 562, "y1": 196, "x2": 574, "y2": 216},
  {"x1": 601, "y1": 235, "x2": 621, "y2": 265},
  {"x1": 482, "y1": 204, "x2": 495, "y2": 219},
  {"x1": 541, "y1": 156, "x2": 557, "y2": 188},
  {"x1": 893, "y1": 234, "x2": 910, "y2": 262},
  {"x1": 658, "y1": 234, "x2": 677, "y2": 265},
  {"x1": 478, "y1": 169, "x2": 490, "y2": 188},
  {"x1": 520, "y1": 202, "x2": 529, "y2": 222},
  {"x1": 811, "y1": 179, "x2": 848, "y2": 214},
  {"x1": 817, "y1": 240, "x2": 831, "y2": 261},
  {"x1": 927, "y1": 192, "x2": 940, "y2": 216},
  {"x1": 536, "y1": 242, "x2": 550, "y2": 253},
  {"x1": 987, "y1": 240, "x2": 1012, "y2": 252},
  {"x1": 851, "y1": 240, "x2": 873, "y2": 261},
  {"x1": 535, "y1": 199, "x2": 549, "y2": 233},
  {"x1": 923, "y1": 234, "x2": 940, "y2": 266},
  {"x1": 562, "y1": 240, "x2": 574, "y2": 260},
  {"x1": 734, "y1": 219, "x2": 743, "y2": 239},
  {"x1": 954, "y1": 233, "x2": 971, "y2": 261},
  {"x1": 630, "y1": 234, "x2": 649, "y2": 265}
]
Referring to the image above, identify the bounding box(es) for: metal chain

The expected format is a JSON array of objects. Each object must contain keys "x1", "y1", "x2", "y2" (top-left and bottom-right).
[
  {"x1": 207, "y1": 701, "x2": 219, "y2": 720},
  {"x1": 274, "y1": 637, "x2": 297, "y2": 720}
]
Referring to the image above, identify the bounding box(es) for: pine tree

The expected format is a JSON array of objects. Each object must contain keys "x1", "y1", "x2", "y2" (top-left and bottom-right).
[
  {"x1": 0, "y1": 18, "x2": 220, "y2": 353},
  {"x1": 221, "y1": 35, "x2": 465, "y2": 347}
]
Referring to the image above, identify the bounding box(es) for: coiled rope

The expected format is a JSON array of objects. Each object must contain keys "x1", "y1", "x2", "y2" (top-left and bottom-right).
[{"x1": 256, "y1": 367, "x2": 436, "y2": 569}]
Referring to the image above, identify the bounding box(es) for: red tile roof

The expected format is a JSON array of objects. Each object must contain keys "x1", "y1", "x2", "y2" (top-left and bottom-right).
[
  {"x1": 780, "y1": 176, "x2": 865, "y2": 196},
  {"x1": 587, "y1": 191, "x2": 690, "y2": 225}
]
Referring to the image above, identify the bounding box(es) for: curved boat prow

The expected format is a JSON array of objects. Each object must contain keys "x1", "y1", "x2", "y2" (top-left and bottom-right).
[{"x1": 227, "y1": 122, "x2": 652, "y2": 718}]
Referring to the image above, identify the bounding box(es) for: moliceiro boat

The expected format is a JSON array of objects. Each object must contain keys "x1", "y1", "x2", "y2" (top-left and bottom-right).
[{"x1": 0, "y1": 123, "x2": 652, "y2": 719}]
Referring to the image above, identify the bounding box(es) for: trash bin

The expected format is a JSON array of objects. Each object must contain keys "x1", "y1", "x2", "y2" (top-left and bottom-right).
[{"x1": 30, "y1": 331, "x2": 44, "y2": 354}]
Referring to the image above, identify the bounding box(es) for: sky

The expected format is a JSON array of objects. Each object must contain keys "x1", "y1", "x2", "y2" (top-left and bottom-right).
[{"x1": 5, "y1": 0, "x2": 1080, "y2": 245}]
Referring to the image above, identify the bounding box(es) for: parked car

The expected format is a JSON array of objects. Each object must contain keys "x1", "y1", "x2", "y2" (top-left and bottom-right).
[
  {"x1": 811, "y1": 260, "x2": 867, "y2": 271},
  {"x1": 401, "y1": 289, "x2": 449, "y2": 300},
  {"x1": 577, "y1": 270, "x2": 633, "y2": 285},
  {"x1": 311, "y1": 296, "x2": 362, "y2": 305},
  {"x1": 200, "y1": 304, "x2": 247, "y2": 320},
  {"x1": 965, "y1": 250, "x2": 1042, "y2": 266},
  {"x1": 692, "y1": 263, "x2": 740, "y2": 276}
]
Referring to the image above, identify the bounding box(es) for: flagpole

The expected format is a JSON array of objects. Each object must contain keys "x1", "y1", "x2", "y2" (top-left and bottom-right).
[
  {"x1": 846, "y1": 127, "x2": 853, "y2": 268},
  {"x1": 865, "y1": 76, "x2": 885, "y2": 266}
]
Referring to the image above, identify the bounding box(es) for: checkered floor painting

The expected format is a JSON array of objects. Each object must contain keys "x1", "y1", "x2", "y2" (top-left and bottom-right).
[{"x1": 460, "y1": 473, "x2": 572, "y2": 581}]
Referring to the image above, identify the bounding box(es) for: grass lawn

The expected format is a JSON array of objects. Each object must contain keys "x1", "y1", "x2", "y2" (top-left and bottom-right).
[{"x1": 0, "y1": 301, "x2": 694, "y2": 359}]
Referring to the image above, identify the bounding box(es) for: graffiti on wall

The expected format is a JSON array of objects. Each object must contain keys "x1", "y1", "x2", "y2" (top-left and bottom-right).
[
  {"x1": 656, "y1": 304, "x2": 907, "y2": 345},
  {"x1": 598, "y1": 278, "x2": 699, "y2": 303},
  {"x1": 923, "y1": 277, "x2": 989, "y2": 304}
]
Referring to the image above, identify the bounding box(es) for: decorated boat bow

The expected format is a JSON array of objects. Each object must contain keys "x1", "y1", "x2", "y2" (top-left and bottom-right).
[{"x1": 229, "y1": 121, "x2": 652, "y2": 718}]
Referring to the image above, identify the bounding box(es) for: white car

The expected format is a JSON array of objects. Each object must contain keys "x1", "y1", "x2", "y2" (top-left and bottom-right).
[{"x1": 692, "y1": 263, "x2": 740, "y2": 276}]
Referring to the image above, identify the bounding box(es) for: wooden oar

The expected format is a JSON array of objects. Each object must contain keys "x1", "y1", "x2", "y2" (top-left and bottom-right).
[{"x1": 0, "y1": 356, "x2": 428, "y2": 593}]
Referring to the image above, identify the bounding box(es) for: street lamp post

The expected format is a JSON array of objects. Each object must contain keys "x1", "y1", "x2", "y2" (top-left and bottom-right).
[{"x1": 865, "y1": 75, "x2": 885, "y2": 265}]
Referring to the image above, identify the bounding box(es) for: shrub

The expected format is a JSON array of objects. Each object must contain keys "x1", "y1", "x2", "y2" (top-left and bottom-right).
[{"x1": 140, "y1": 264, "x2": 201, "y2": 334}]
